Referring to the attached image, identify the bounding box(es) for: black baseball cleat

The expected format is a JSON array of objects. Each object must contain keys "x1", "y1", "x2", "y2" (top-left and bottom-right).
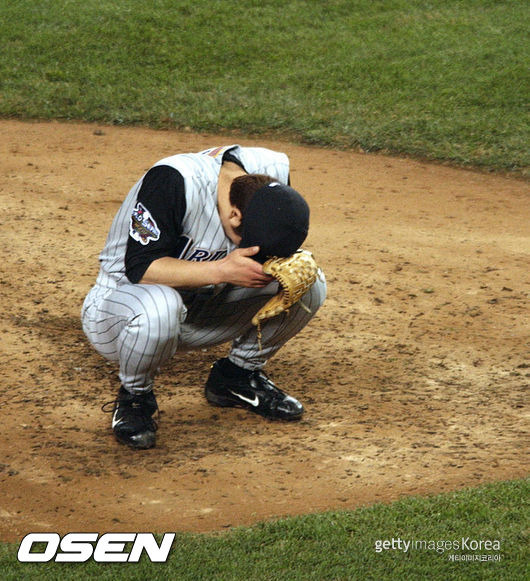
[
  {"x1": 103, "y1": 386, "x2": 158, "y2": 449},
  {"x1": 205, "y1": 359, "x2": 304, "y2": 420}
]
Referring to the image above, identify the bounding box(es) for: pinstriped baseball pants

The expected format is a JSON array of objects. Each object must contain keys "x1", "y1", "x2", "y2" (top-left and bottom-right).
[{"x1": 81, "y1": 276, "x2": 326, "y2": 393}]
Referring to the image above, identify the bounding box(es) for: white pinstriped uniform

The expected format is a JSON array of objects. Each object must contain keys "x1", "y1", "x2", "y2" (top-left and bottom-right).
[{"x1": 81, "y1": 145, "x2": 326, "y2": 393}]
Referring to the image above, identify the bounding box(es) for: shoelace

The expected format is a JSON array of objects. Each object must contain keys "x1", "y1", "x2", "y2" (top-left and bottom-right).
[
  {"x1": 249, "y1": 370, "x2": 287, "y2": 398},
  {"x1": 101, "y1": 398, "x2": 159, "y2": 431}
]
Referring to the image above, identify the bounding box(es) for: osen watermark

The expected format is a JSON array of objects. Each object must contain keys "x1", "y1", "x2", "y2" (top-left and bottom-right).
[{"x1": 17, "y1": 532, "x2": 176, "y2": 563}]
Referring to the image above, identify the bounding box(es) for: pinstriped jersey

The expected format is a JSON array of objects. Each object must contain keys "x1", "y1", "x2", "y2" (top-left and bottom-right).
[{"x1": 95, "y1": 145, "x2": 290, "y2": 291}]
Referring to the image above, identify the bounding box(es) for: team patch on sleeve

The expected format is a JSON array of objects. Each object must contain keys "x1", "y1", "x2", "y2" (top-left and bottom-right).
[{"x1": 130, "y1": 202, "x2": 160, "y2": 245}]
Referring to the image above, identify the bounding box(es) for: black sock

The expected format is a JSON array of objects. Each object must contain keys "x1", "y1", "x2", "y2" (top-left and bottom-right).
[{"x1": 217, "y1": 357, "x2": 252, "y2": 378}]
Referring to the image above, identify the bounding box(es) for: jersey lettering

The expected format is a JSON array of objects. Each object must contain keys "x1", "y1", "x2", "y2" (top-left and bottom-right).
[
  {"x1": 188, "y1": 248, "x2": 228, "y2": 262},
  {"x1": 211, "y1": 250, "x2": 228, "y2": 261},
  {"x1": 201, "y1": 146, "x2": 232, "y2": 158}
]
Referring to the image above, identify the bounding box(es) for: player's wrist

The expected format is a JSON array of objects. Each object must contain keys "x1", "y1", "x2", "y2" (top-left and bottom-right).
[{"x1": 209, "y1": 259, "x2": 226, "y2": 286}]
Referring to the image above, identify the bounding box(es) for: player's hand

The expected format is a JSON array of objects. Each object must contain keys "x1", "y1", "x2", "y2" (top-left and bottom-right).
[{"x1": 216, "y1": 247, "x2": 275, "y2": 288}]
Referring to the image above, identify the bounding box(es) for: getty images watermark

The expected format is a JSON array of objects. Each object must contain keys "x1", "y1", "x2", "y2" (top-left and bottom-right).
[{"x1": 374, "y1": 537, "x2": 503, "y2": 562}]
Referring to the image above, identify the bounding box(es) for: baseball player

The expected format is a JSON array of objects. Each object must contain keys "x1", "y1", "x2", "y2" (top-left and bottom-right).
[{"x1": 81, "y1": 144, "x2": 326, "y2": 449}]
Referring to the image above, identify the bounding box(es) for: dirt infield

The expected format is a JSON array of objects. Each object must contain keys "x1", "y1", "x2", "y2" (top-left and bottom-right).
[{"x1": 0, "y1": 120, "x2": 528, "y2": 542}]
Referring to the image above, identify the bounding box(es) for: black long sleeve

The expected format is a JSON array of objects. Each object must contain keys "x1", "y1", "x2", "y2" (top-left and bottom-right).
[{"x1": 125, "y1": 165, "x2": 187, "y2": 283}]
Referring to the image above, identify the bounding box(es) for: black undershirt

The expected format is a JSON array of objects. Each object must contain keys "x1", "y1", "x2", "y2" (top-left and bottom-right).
[
  {"x1": 124, "y1": 151, "x2": 247, "y2": 284},
  {"x1": 125, "y1": 165, "x2": 186, "y2": 283}
]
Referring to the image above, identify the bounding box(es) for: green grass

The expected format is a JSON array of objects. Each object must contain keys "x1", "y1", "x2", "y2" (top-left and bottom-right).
[
  {"x1": 1, "y1": 479, "x2": 528, "y2": 580},
  {"x1": 0, "y1": 0, "x2": 528, "y2": 173}
]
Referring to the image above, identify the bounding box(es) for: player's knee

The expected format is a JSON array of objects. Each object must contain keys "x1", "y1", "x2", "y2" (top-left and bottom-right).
[
  {"x1": 132, "y1": 285, "x2": 186, "y2": 341},
  {"x1": 308, "y1": 271, "x2": 327, "y2": 311}
]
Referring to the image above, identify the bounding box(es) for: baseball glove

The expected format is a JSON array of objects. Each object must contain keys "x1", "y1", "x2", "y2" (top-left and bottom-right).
[{"x1": 252, "y1": 250, "x2": 319, "y2": 349}]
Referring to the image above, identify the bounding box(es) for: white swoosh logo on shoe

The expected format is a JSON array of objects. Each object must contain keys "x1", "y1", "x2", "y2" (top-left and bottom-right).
[
  {"x1": 112, "y1": 413, "x2": 122, "y2": 429},
  {"x1": 229, "y1": 391, "x2": 259, "y2": 407}
]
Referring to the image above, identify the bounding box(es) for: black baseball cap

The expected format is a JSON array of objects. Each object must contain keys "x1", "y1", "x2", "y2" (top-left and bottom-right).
[{"x1": 239, "y1": 182, "x2": 310, "y2": 263}]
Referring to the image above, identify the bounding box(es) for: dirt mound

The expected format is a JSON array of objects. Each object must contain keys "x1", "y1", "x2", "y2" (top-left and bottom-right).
[{"x1": 0, "y1": 120, "x2": 527, "y2": 541}]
